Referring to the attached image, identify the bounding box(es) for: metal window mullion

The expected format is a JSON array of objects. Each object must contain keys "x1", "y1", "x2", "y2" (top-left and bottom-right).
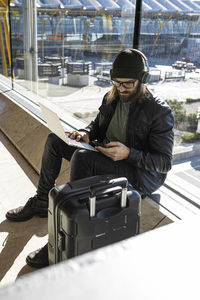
[
  {"x1": 31, "y1": 0, "x2": 38, "y2": 82},
  {"x1": 22, "y1": 0, "x2": 38, "y2": 83},
  {"x1": 133, "y1": 0, "x2": 142, "y2": 49},
  {"x1": 23, "y1": 0, "x2": 32, "y2": 81}
]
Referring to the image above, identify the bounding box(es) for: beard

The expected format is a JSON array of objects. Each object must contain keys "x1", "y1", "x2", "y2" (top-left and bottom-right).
[{"x1": 118, "y1": 82, "x2": 144, "y2": 103}]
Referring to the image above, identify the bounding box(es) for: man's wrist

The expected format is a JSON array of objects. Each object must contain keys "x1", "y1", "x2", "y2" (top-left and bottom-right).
[
  {"x1": 79, "y1": 129, "x2": 89, "y2": 136},
  {"x1": 125, "y1": 147, "x2": 131, "y2": 159}
]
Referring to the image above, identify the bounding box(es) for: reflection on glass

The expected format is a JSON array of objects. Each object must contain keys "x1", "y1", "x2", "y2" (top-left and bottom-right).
[
  {"x1": 6, "y1": 2, "x2": 136, "y2": 123},
  {"x1": 139, "y1": 8, "x2": 200, "y2": 146},
  {"x1": 0, "y1": 0, "x2": 200, "y2": 146},
  {"x1": 0, "y1": 2, "x2": 12, "y2": 82}
]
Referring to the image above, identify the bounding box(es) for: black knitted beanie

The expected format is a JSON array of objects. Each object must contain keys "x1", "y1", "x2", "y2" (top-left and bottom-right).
[{"x1": 110, "y1": 49, "x2": 146, "y2": 80}]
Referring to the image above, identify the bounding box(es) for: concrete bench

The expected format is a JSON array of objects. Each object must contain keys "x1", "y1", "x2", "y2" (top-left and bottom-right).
[{"x1": 165, "y1": 70, "x2": 185, "y2": 80}]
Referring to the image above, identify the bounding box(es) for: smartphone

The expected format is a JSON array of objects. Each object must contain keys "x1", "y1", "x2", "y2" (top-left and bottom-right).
[{"x1": 93, "y1": 141, "x2": 109, "y2": 148}]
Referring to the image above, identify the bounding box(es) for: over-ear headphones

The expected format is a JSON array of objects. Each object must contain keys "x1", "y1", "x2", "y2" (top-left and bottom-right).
[
  {"x1": 130, "y1": 49, "x2": 150, "y2": 84},
  {"x1": 110, "y1": 48, "x2": 150, "y2": 84}
]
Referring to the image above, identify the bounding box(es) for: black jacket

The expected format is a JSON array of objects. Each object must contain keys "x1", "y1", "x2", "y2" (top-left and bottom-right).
[{"x1": 84, "y1": 88, "x2": 174, "y2": 195}]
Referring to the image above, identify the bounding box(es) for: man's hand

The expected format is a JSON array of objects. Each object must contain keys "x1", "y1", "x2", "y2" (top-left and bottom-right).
[
  {"x1": 67, "y1": 130, "x2": 90, "y2": 144},
  {"x1": 96, "y1": 141, "x2": 130, "y2": 161}
]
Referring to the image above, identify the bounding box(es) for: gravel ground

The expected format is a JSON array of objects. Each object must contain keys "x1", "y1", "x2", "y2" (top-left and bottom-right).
[{"x1": 173, "y1": 129, "x2": 194, "y2": 146}]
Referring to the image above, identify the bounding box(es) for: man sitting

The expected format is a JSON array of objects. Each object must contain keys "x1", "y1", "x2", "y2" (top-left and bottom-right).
[{"x1": 6, "y1": 49, "x2": 174, "y2": 268}]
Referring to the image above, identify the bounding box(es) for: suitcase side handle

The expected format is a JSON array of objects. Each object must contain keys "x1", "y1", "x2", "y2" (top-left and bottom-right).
[{"x1": 89, "y1": 177, "x2": 128, "y2": 217}]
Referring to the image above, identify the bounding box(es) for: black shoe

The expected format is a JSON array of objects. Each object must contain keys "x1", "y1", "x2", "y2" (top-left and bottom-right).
[
  {"x1": 26, "y1": 243, "x2": 49, "y2": 268},
  {"x1": 6, "y1": 195, "x2": 48, "y2": 222}
]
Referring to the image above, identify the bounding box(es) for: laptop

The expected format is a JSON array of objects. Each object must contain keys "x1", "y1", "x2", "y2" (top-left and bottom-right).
[{"x1": 39, "y1": 103, "x2": 97, "y2": 152}]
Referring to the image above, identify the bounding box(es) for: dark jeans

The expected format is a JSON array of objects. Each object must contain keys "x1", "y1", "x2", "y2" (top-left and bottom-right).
[{"x1": 37, "y1": 133, "x2": 139, "y2": 201}]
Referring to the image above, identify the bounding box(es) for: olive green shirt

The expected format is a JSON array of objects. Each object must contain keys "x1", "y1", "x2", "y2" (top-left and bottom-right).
[{"x1": 106, "y1": 99, "x2": 131, "y2": 145}]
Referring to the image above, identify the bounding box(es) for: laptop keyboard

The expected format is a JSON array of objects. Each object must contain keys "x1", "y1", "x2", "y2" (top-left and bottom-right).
[
  {"x1": 66, "y1": 134, "x2": 96, "y2": 151},
  {"x1": 68, "y1": 137, "x2": 83, "y2": 147}
]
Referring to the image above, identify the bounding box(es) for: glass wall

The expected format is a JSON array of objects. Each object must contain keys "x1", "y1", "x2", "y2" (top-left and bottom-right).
[
  {"x1": 139, "y1": 9, "x2": 200, "y2": 146},
  {"x1": 0, "y1": 1, "x2": 12, "y2": 89},
  {"x1": 0, "y1": 0, "x2": 200, "y2": 144},
  {"x1": 5, "y1": 2, "x2": 136, "y2": 124}
]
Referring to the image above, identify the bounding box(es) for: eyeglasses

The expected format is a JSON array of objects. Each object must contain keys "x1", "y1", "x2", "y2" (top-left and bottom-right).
[{"x1": 111, "y1": 80, "x2": 137, "y2": 89}]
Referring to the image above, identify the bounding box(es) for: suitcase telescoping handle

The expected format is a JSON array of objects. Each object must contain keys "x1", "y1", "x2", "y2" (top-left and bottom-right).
[{"x1": 89, "y1": 177, "x2": 128, "y2": 217}]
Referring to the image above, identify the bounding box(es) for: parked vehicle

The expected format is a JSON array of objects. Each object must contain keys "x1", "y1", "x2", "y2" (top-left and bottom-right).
[
  {"x1": 172, "y1": 61, "x2": 187, "y2": 70},
  {"x1": 97, "y1": 70, "x2": 111, "y2": 83},
  {"x1": 172, "y1": 60, "x2": 196, "y2": 72},
  {"x1": 185, "y1": 62, "x2": 196, "y2": 72}
]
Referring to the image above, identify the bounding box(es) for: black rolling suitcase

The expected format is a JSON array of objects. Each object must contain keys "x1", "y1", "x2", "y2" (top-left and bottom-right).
[{"x1": 48, "y1": 175, "x2": 141, "y2": 265}]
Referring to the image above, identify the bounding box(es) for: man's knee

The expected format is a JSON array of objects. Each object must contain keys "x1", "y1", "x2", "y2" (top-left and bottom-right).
[
  {"x1": 44, "y1": 133, "x2": 66, "y2": 155},
  {"x1": 45, "y1": 133, "x2": 60, "y2": 148},
  {"x1": 71, "y1": 149, "x2": 92, "y2": 165},
  {"x1": 70, "y1": 149, "x2": 99, "y2": 180}
]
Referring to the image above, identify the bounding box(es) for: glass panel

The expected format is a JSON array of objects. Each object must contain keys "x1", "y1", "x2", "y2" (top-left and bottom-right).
[
  {"x1": 0, "y1": 1, "x2": 12, "y2": 89},
  {"x1": 139, "y1": 3, "x2": 200, "y2": 148},
  {"x1": 3, "y1": 1, "x2": 199, "y2": 148},
  {"x1": 6, "y1": 1, "x2": 135, "y2": 126}
]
